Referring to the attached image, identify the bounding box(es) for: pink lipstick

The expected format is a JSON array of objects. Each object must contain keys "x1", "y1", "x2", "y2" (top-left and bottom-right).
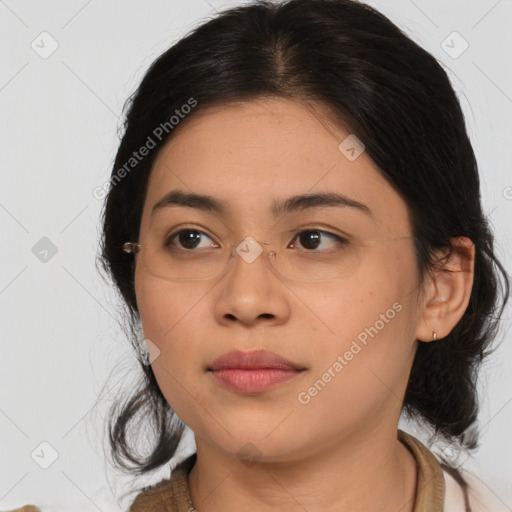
[{"x1": 208, "y1": 349, "x2": 305, "y2": 394}]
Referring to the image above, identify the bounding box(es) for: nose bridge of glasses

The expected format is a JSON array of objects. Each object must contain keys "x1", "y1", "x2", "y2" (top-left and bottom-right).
[
  {"x1": 208, "y1": 236, "x2": 276, "y2": 282},
  {"x1": 230, "y1": 236, "x2": 275, "y2": 267}
]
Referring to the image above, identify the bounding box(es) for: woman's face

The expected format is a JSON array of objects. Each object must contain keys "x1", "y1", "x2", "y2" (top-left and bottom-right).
[{"x1": 134, "y1": 98, "x2": 425, "y2": 463}]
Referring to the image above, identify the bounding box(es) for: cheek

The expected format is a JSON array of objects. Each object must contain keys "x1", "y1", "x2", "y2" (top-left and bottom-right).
[
  {"x1": 303, "y1": 280, "x2": 409, "y2": 360},
  {"x1": 134, "y1": 271, "x2": 209, "y2": 361},
  {"x1": 298, "y1": 258, "x2": 419, "y2": 400}
]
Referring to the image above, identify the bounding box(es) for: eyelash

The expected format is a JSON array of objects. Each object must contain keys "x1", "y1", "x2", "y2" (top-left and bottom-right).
[{"x1": 164, "y1": 227, "x2": 349, "y2": 252}]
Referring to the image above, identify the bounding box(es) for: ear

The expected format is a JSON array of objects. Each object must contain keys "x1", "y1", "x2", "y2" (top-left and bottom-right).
[{"x1": 415, "y1": 236, "x2": 475, "y2": 342}]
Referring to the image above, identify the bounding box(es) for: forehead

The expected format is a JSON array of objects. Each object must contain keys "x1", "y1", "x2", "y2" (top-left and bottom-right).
[{"x1": 143, "y1": 98, "x2": 411, "y2": 232}]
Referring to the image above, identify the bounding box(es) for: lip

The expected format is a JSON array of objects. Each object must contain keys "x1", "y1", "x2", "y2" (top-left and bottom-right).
[
  {"x1": 209, "y1": 349, "x2": 303, "y2": 371},
  {"x1": 208, "y1": 350, "x2": 306, "y2": 394}
]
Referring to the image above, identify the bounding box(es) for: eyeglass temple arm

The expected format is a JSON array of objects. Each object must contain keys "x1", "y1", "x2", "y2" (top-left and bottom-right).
[{"x1": 123, "y1": 242, "x2": 141, "y2": 254}]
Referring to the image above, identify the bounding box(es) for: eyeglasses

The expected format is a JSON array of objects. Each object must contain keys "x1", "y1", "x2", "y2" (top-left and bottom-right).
[{"x1": 122, "y1": 228, "x2": 413, "y2": 283}]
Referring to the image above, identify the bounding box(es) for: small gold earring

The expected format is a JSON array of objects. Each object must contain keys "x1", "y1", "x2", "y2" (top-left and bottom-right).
[{"x1": 432, "y1": 331, "x2": 438, "y2": 341}]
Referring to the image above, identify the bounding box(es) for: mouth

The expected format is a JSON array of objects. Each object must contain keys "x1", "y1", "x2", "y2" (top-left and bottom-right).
[{"x1": 207, "y1": 350, "x2": 306, "y2": 394}]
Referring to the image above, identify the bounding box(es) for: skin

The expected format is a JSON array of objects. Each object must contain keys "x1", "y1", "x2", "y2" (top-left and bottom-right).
[{"x1": 134, "y1": 98, "x2": 475, "y2": 511}]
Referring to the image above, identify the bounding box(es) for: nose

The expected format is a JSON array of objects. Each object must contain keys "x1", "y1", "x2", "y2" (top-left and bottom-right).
[{"x1": 213, "y1": 243, "x2": 291, "y2": 327}]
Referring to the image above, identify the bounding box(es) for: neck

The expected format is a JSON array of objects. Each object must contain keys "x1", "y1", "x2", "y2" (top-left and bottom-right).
[{"x1": 188, "y1": 426, "x2": 417, "y2": 512}]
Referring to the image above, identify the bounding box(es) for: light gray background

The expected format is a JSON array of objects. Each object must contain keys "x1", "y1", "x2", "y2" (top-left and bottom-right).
[{"x1": 1, "y1": 0, "x2": 511, "y2": 510}]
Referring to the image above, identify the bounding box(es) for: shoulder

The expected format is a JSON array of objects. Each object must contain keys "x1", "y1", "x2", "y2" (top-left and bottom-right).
[
  {"x1": 129, "y1": 478, "x2": 174, "y2": 511},
  {"x1": 443, "y1": 467, "x2": 512, "y2": 512},
  {"x1": 129, "y1": 453, "x2": 197, "y2": 512},
  {"x1": 398, "y1": 430, "x2": 511, "y2": 512}
]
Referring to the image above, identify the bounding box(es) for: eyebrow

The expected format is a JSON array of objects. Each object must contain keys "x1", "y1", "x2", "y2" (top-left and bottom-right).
[{"x1": 151, "y1": 189, "x2": 372, "y2": 217}]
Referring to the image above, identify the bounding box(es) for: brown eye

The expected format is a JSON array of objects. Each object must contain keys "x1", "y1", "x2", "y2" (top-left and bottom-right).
[
  {"x1": 298, "y1": 231, "x2": 321, "y2": 249},
  {"x1": 291, "y1": 230, "x2": 347, "y2": 251},
  {"x1": 165, "y1": 229, "x2": 217, "y2": 250}
]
